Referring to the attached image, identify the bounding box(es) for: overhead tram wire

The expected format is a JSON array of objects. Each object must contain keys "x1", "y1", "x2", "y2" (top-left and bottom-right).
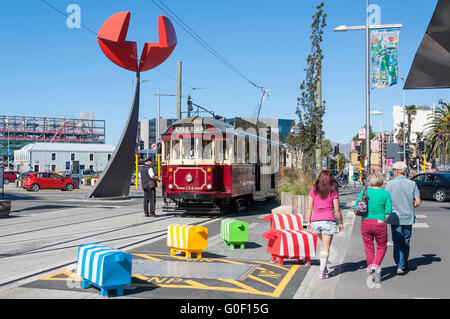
[
  {"x1": 38, "y1": 0, "x2": 201, "y2": 91},
  {"x1": 150, "y1": 0, "x2": 266, "y2": 93}
]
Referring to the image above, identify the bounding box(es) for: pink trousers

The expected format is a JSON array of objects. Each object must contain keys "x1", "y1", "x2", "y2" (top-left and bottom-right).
[{"x1": 360, "y1": 219, "x2": 388, "y2": 268}]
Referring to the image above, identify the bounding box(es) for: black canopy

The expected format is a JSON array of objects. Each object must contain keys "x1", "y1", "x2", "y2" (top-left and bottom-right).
[{"x1": 404, "y1": 0, "x2": 450, "y2": 89}]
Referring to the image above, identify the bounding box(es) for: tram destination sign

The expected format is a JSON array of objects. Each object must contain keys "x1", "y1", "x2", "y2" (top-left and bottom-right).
[{"x1": 173, "y1": 124, "x2": 207, "y2": 134}]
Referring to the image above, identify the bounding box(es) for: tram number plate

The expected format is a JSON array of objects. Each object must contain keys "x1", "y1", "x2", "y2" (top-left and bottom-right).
[{"x1": 184, "y1": 186, "x2": 195, "y2": 190}]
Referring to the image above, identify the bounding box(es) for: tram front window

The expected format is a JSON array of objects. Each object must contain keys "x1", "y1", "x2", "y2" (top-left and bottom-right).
[
  {"x1": 182, "y1": 138, "x2": 196, "y2": 159},
  {"x1": 172, "y1": 139, "x2": 180, "y2": 160}
]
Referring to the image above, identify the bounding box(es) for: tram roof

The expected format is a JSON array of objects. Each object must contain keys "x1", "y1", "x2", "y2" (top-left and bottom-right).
[{"x1": 163, "y1": 117, "x2": 287, "y2": 148}]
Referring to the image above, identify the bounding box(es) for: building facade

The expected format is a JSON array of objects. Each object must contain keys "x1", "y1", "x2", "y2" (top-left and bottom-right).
[
  {"x1": 14, "y1": 143, "x2": 115, "y2": 173},
  {"x1": 392, "y1": 105, "x2": 435, "y2": 143},
  {"x1": 0, "y1": 113, "x2": 105, "y2": 170}
]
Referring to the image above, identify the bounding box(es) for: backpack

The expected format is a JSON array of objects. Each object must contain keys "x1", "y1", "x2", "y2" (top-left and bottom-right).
[{"x1": 354, "y1": 186, "x2": 369, "y2": 216}]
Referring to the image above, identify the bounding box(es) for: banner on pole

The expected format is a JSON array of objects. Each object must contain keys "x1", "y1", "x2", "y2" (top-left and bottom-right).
[{"x1": 370, "y1": 28, "x2": 400, "y2": 89}]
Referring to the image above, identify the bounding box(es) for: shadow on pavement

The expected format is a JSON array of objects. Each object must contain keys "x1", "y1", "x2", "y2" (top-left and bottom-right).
[
  {"x1": 381, "y1": 253, "x2": 442, "y2": 281},
  {"x1": 328, "y1": 260, "x2": 367, "y2": 278}
]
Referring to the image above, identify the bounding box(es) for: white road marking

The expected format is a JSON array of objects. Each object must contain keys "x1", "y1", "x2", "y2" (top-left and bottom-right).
[{"x1": 413, "y1": 223, "x2": 429, "y2": 228}]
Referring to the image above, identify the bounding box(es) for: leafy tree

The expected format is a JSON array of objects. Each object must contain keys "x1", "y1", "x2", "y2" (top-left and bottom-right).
[
  {"x1": 295, "y1": 2, "x2": 327, "y2": 173},
  {"x1": 425, "y1": 100, "x2": 450, "y2": 169}
]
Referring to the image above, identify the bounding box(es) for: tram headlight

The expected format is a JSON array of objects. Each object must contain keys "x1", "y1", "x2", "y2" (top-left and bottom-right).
[
  {"x1": 185, "y1": 174, "x2": 193, "y2": 183},
  {"x1": 207, "y1": 184, "x2": 212, "y2": 190},
  {"x1": 168, "y1": 184, "x2": 173, "y2": 189}
]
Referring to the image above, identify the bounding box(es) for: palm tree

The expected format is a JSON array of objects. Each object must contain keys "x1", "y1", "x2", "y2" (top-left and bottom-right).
[
  {"x1": 425, "y1": 100, "x2": 450, "y2": 169},
  {"x1": 405, "y1": 105, "x2": 417, "y2": 147}
]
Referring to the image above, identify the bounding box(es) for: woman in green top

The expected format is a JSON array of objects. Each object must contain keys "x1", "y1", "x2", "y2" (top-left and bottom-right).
[{"x1": 354, "y1": 172, "x2": 392, "y2": 283}]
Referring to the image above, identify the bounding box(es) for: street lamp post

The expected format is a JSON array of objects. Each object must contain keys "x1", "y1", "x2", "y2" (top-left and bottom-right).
[
  {"x1": 335, "y1": 0, "x2": 402, "y2": 174},
  {"x1": 371, "y1": 110, "x2": 382, "y2": 137}
]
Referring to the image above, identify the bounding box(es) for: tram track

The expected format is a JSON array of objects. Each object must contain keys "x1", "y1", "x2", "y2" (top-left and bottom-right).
[{"x1": 0, "y1": 207, "x2": 221, "y2": 289}]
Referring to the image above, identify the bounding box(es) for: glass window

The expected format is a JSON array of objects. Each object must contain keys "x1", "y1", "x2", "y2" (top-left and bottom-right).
[
  {"x1": 182, "y1": 137, "x2": 195, "y2": 159},
  {"x1": 164, "y1": 141, "x2": 170, "y2": 160},
  {"x1": 71, "y1": 153, "x2": 75, "y2": 161},
  {"x1": 52, "y1": 153, "x2": 56, "y2": 161},
  {"x1": 202, "y1": 139, "x2": 212, "y2": 159},
  {"x1": 412, "y1": 174, "x2": 425, "y2": 182},
  {"x1": 172, "y1": 139, "x2": 180, "y2": 160},
  {"x1": 425, "y1": 174, "x2": 435, "y2": 182},
  {"x1": 90, "y1": 154, "x2": 94, "y2": 161}
]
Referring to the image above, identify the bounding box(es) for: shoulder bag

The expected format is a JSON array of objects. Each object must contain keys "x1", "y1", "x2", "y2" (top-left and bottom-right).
[{"x1": 354, "y1": 186, "x2": 369, "y2": 216}]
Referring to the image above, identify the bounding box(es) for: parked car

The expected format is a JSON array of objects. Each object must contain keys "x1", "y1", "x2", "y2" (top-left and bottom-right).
[
  {"x1": 411, "y1": 172, "x2": 450, "y2": 202},
  {"x1": 18, "y1": 172, "x2": 33, "y2": 188},
  {"x1": 3, "y1": 171, "x2": 18, "y2": 184},
  {"x1": 23, "y1": 172, "x2": 77, "y2": 192}
]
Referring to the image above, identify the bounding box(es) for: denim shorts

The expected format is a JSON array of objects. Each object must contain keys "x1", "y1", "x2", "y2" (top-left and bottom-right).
[{"x1": 310, "y1": 220, "x2": 337, "y2": 235}]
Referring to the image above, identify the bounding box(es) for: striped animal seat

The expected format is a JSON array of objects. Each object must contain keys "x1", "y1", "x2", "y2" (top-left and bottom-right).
[
  {"x1": 263, "y1": 229, "x2": 317, "y2": 265},
  {"x1": 263, "y1": 213, "x2": 317, "y2": 265},
  {"x1": 76, "y1": 243, "x2": 132, "y2": 296},
  {"x1": 264, "y1": 213, "x2": 304, "y2": 230},
  {"x1": 167, "y1": 224, "x2": 208, "y2": 258}
]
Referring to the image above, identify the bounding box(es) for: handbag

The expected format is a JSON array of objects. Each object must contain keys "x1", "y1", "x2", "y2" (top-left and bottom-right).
[{"x1": 354, "y1": 186, "x2": 369, "y2": 216}]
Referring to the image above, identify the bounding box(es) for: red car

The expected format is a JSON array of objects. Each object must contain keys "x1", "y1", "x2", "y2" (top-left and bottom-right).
[
  {"x1": 3, "y1": 172, "x2": 17, "y2": 184},
  {"x1": 23, "y1": 172, "x2": 77, "y2": 192}
]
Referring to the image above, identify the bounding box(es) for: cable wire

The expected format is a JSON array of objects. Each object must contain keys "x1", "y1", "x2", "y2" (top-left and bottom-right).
[{"x1": 150, "y1": 0, "x2": 265, "y2": 92}]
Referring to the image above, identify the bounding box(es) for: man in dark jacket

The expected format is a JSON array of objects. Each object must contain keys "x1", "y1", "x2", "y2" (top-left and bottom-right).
[{"x1": 140, "y1": 157, "x2": 159, "y2": 217}]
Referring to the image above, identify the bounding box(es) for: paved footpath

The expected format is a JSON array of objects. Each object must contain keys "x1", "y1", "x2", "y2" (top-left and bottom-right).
[{"x1": 309, "y1": 200, "x2": 449, "y2": 299}]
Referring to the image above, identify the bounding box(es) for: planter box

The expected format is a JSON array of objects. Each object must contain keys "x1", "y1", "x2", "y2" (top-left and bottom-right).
[
  {"x1": 281, "y1": 192, "x2": 308, "y2": 218},
  {"x1": 0, "y1": 200, "x2": 11, "y2": 218}
]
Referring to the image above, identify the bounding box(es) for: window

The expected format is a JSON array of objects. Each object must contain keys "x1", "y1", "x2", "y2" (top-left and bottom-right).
[
  {"x1": 172, "y1": 140, "x2": 180, "y2": 160},
  {"x1": 90, "y1": 154, "x2": 94, "y2": 161},
  {"x1": 71, "y1": 153, "x2": 75, "y2": 161},
  {"x1": 108, "y1": 154, "x2": 112, "y2": 161},
  {"x1": 51, "y1": 165, "x2": 56, "y2": 172},
  {"x1": 51, "y1": 153, "x2": 56, "y2": 161},
  {"x1": 164, "y1": 141, "x2": 170, "y2": 160}
]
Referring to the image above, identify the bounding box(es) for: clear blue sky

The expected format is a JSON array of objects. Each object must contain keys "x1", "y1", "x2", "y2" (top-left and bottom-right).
[{"x1": 0, "y1": 0, "x2": 448, "y2": 146}]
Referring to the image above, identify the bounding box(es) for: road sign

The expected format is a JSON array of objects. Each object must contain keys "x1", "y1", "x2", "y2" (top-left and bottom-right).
[
  {"x1": 358, "y1": 128, "x2": 366, "y2": 139},
  {"x1": 151, "y1": 143, "x2": 158, "y2": 150}
]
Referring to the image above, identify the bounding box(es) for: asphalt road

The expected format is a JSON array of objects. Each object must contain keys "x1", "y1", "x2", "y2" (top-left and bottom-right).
[{"x1": 1, "y1": 182, "x2": 446, "y2": 300}]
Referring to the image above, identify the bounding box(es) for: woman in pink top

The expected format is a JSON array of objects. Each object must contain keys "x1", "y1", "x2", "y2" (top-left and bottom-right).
[{"x1": 306, "y1": 170, "x2": 344, "y2": 279}]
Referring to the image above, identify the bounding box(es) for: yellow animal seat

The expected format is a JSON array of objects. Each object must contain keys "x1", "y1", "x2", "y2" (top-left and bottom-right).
[{"x1": 167, "y1": 224, "x2": 208, "y2": 258}]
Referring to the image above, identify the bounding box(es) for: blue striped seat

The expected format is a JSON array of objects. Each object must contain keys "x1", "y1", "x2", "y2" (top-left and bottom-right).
[{"x1": 76, "y1": 243, "x2": 132, "y2": 297}]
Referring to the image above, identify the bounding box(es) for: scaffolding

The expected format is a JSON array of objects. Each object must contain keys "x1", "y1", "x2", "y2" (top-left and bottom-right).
[{"x1": 0, "y1": 115, "x2": 105, "y2": 157}]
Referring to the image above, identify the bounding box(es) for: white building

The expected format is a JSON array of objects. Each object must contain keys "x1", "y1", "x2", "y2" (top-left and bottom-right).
[
  {"x1": 392, "y1": 105, "x2": 435, "y2": 143},
  {"x1": 14, "y1": 143, "x2": 116, "y2": 173}
]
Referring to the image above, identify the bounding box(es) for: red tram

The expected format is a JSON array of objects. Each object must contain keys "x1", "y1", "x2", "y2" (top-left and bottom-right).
[{"x1": 160, "y1": 117, "x2": 286, "y2": 213}]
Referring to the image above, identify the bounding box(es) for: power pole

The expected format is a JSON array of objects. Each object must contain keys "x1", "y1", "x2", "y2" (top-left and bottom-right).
[{"x1": 176, "y1": 61, "x2": 182, "y2": 119}]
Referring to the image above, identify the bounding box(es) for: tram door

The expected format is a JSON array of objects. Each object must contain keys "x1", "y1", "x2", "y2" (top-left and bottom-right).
[{"x1": 255, "y1": 164, "x2": 261, "y2": 191}]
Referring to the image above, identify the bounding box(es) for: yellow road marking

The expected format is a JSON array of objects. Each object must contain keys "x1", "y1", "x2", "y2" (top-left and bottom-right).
[
  {"x1": 272, "y1": 265, "x2": 299, "y2": 297},
  {"x1": 37, "y1": 253, "x2": 301, "y2": 297},
  {"x1": 248, "y1": 275, "x2": 277, "y2": 289},
  {"x1": 133, "y1": 253, "x2": 162, "y2": 261}
]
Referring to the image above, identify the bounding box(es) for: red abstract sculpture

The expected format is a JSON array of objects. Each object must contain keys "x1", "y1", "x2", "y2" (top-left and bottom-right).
[
  {"x1": 97, "y1": 11, "x2": 177, "y2": 72},
  {"x1": 88, "y1": 12, "x2": 176, "y2": 199}
]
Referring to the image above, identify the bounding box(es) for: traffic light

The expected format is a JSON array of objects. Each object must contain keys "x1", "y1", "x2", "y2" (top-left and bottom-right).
[
  {"x1": 157, "y1": 142, "x2": 162, "y2": 154},
  {"x1": 355, "y1": 144, "x2": 361, "y2": 155},
  {"x1": 334, "y1": 145, "x2": 339, "y2": 156},
  {"x1": 139, "y1": 140, "x2": 144, "y2": 150},
  {"x1": 418, "y1": 140, "x2": 425, "y2": 153}
]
